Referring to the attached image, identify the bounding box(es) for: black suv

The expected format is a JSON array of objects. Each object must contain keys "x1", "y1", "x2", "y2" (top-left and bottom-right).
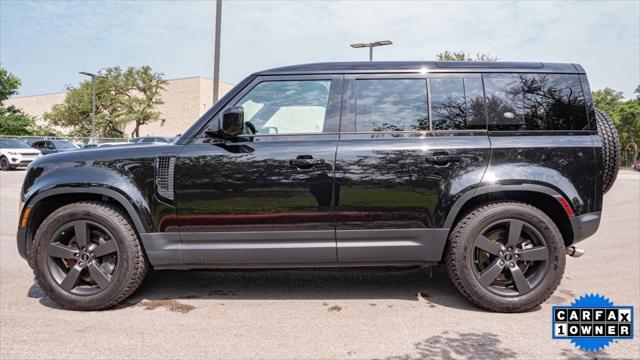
[{"x1": 17, "y1": 62, "x2": 620, "y2": 312}]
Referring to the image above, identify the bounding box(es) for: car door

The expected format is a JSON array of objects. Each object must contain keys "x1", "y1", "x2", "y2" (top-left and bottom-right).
[
  {"x1": 174, "y1": 75, "x2": 342, "y2": 266},
  {"x1": 334, "y1": 74, "x2": 490, "y2": 264}
]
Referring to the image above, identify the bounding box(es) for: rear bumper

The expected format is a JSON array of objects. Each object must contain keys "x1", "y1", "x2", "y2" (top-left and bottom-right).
[{"x1": 570, "y1": 211, "x2": 601, "y2": 244}]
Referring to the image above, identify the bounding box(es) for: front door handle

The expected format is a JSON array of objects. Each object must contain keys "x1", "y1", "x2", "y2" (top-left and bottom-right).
[
  {"x1": 425, "y1": 152, "x2": 461, "y2": 166},
  {"x1": 289, "y1": 155, "x2": 325, "y2": 169}
]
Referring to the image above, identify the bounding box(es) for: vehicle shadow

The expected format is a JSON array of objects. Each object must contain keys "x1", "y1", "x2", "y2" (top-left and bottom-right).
[
  {"x1": 28, "y1": 266, "x2": 542, "y2": 313},
  {"x1": 384, "y1": 330, "x2": 518, "y2": 360}
]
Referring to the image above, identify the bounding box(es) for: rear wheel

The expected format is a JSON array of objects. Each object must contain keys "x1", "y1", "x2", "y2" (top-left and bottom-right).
[
  {"x1": 446, "y1": 202, "x2": 565, "y2": 312},
  {"x1": 29, "y1": 202, "x2": 147, "y2": 310}
]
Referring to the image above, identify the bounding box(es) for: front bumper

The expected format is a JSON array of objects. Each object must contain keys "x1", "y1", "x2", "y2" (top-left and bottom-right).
[
  {"x1": 570, "y1": 211, "x2": 601, "y2": 244},
  {"x1": 7, "y1": 154, "x2": 38, "y2": 167}
]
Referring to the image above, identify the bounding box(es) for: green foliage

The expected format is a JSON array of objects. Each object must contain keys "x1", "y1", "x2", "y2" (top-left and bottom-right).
[
  {"x1": 0, "y1": 66, "x2": 56, "y2": 136},
  {"x1": 593, "y1": 86, "x2": 640, "y2": 166},
  {"x1": 436, "y1": 51, "x2": 498, "y2": 62},
  {"x1": 0, "y1": 106, "x2": 37, "y2": 135},
  {"x1": 44, "y1": 66, "x2": 167, "y2": 138},
  {"x1": 0, "y1": 66, "x2": 21, "y2": 103}
]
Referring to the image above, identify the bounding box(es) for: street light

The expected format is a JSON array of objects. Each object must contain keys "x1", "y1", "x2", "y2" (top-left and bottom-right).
[
  {"x1": 213, "y1": 0, "x2": 222, "y2": 103},
  {"x1": 350, "y1": 40, "x2": 393, "y2": 61},
  {"x1": 79, "y1": 71, "x2": 97, "y2": 144}
]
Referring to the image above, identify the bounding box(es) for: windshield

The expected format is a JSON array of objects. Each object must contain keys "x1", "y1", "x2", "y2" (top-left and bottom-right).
[
  {"x1": 52, "y1": 141, "x2": 79, "y2": 149},
  {"x1": 0, "y1": 139, "x2": 32, "y2": 149}
]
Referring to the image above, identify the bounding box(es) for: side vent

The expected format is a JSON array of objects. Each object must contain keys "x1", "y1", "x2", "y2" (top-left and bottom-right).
[{"x1": 155, "y1": 156, "x2": 176, "y2": 202}]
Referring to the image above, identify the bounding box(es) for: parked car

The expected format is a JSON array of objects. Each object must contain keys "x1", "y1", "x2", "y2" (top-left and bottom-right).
[
  {"x1": 131, "y1": 136, "x2": 172, "y2": 145},
  {"x1": 31, "y1": 140, "x2": 79, "y2": 154},
  {"x1": 0, "y1": 139, "x2": 41, "y2": 170},
  {"x1": 17, "y1": 61, "x2": 620, "y2": 312}
]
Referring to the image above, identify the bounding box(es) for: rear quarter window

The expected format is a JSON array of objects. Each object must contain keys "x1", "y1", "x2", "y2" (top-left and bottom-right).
[
  {"x1": 430, "y1": 76, "x2": 486, "y2": 130},
  {"x1": 484, "y1": 73, "x2": 588, "y2": 131}
]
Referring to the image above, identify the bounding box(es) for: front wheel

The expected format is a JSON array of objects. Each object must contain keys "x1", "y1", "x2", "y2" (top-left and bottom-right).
[
  {"x1": 445, "y1": 202, "x2": 565, "y2": 312},
  {"x1": 29, "y1": 202, "x2": 148, "y2": 310},
  {"x1": 0, "y1": 157, "x2": 11, "y2": 171}
]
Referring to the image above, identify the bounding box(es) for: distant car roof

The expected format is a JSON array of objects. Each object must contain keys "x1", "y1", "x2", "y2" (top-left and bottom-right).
[{"x1": 253, "y1": 61, "x2": 584, "y2": 76}]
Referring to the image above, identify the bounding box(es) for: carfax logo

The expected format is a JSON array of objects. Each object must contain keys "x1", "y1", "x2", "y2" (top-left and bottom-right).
[{"x1": 552, "y1": 293, "x2": 634, "y2": 351}]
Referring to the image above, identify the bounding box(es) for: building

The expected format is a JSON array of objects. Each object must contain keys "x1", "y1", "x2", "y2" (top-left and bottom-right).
[{"x1": 5, "y1": 77, "x2": 233, "y2": 138}]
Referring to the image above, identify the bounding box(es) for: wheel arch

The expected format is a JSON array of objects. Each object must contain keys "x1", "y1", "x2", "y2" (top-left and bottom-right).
[
  {"x1": 20, "y1": 187, "x2": 148, "y2": 261},
  {"x1": 445, "y1": 185, "x2": 575, "y2": 246}
]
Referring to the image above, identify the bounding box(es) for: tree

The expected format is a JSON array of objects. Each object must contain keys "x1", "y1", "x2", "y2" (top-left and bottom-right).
[
  {"x1": 44, "y1": 66, "x2": 166, "y2": 138},
  {"x1": 436, "y1": 51, "x2": 498, "y2": 62},
  {"x1": 0, "y1": 67, "x2": 21, "y2": 104},
  {"x1": 118, "y1": 66, "x2": 167, "y2": 137},
  {"x1": 0, "y1": 66, "x2": 49, "y2": 136},
  {"x1": 591, "y1": 88, "x2": 624, "y2": 115}
]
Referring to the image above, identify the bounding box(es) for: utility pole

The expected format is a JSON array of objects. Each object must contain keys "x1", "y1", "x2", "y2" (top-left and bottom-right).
[
  {"x1": 350, "y1": 40, "x2": 393, "y2": 61},
  {"x1": 79, "y1": 72, "x2": 97, "y2": 144},
  {"x1": 213, "y1": 0, "x2": 222, "y2": 103}
]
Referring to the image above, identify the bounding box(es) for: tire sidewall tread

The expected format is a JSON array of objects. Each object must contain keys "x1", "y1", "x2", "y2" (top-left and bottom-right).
[
  {"x1": 28, "y1": 201, "x2": 147, "y2": 311},
  {"x1": 446, "y1": 201, "x2": 566, "y2": 313}
]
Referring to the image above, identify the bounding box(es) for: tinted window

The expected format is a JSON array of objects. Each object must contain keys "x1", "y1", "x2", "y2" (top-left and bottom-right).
[
  {"x1": 236, "y1": 80, "x2": 331, "y2": 134},
  {"x1": 430, "y1": 76, "x2": 486, "y2": 130},
  {"x1": 32, "y1": 141, "x2": 44, "y2": 148},
  {"x1": 355, "y1": 79, "x2": 428, "y2": 132},
  {"x1": 52, "y1": 141, "x2": 78, "y2": 149},
  {"x1": 0, "y1": 139, "x2": 31, "y2": 148},
  {"x1": 484, "y1": 73, "x2": 588, "y2": 131}
]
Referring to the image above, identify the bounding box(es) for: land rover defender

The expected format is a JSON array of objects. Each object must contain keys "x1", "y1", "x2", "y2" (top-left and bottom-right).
[{"x1": 17, "y1": 61, "x2": 620, "y2": 312}]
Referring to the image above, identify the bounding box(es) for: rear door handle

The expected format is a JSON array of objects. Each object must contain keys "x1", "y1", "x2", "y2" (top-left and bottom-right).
[
  {"x1": 289, "y1": 155, "x2": 325, "y2": 169},
  {"x1": 425, "y1": 153, "x2": 461, "y2": 166}
]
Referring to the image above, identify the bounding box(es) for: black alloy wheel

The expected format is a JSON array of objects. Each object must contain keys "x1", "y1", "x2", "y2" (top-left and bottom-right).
[
  {"x1": 30, "y1": 202, "x2": 147, "y2": 310},
  {"x1": 445, "y1": 201, "x2": 565, "y2": 312},
  {"x1": 46, "y1": 220, "x2": 119, "y2": 295},
  {"x1": 472, "y1": 219, "x2": 549, "y2": 296}
]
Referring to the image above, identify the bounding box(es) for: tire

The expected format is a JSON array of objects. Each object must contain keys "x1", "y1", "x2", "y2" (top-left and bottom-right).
[
  {"x1": 28, "y1": 201, "x2": 147, "y2": 310},
  {"x1": 0, "y1": 157, "x2": 11, "y2": 171},
  {"x1": 445, "y1": 202, "x2": 565, "y2": 313},
  {"x1": 595, "y1": 108, "x2": 621, "y2": 194}
]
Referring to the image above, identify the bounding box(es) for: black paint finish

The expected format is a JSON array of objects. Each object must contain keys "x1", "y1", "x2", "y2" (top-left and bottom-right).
[{"x1": 17, "y1": 61, "x2": 603, "y2": 269}]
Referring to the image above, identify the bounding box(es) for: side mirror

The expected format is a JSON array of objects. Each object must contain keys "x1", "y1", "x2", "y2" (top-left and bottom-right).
[
  {"x1": 206, "y1": 107, "x2": 244, "y2": 139},
  {"x1": 205, "y1": 106, "x2": 244, "y2": 139}
]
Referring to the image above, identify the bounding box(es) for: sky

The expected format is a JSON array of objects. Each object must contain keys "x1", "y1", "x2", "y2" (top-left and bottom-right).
[{"x1": 1, "y1": 0, "x2": 639, "y2": 98}]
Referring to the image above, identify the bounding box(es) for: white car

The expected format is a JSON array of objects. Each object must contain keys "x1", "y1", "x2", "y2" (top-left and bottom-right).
[{"x1": 0, "y1": 139, "x2": 42, "y2": 171}]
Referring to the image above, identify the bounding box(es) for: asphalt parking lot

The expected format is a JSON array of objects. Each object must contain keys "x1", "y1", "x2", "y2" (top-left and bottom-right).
[{"x1": 0, "y1": 169, "x2": 638, "y2": 360}]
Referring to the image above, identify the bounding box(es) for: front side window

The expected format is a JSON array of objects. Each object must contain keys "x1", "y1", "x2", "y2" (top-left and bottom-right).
[
  {"x1": 484, "y1": 73, "x2": 588, "y2": 131},
  {"x1": 355, "y1": 79, "x2": 428, "y2": 132},
  {"x1": 235, "y1": 80, "x2": 331, "y2": 134},
  {"x1": 430, "y1": 76, "x2": 486, "y2": 130}
]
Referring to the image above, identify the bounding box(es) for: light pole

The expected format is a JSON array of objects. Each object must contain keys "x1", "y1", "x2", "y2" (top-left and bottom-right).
[
  {"x1": 350, "y1": 40, "x2": 393, "y2": 61},
  {"x1": 213, "y1": 0, "x2": 222, "y2": 103},
  {"x1": 79, "y1": 71, "x2": 97, "y2": 144}
]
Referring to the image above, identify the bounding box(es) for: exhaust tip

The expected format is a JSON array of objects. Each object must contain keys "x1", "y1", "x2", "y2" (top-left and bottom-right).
[{"x1": 566, "y1": 246, "x2": 585, "y2": 258}]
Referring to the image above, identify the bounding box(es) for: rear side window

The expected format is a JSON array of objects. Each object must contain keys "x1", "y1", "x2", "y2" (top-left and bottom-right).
[
  {"x1": 430, "y1": 76, "x2": 486, "y2": 130},
  {"x1": 355, "y1": 79, "x2": 428, "y2": 132},
  {"x1": 484, "y1": 73, "x2": 588, "y2": 131}
]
